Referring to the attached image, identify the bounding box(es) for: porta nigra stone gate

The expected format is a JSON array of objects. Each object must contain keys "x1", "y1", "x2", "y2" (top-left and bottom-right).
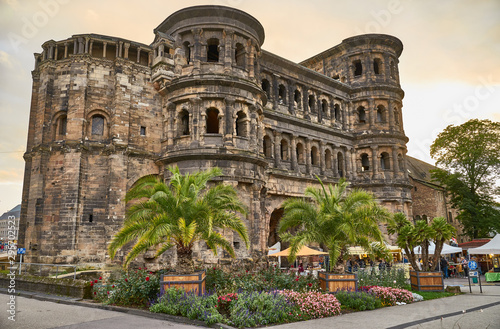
[{"x1": 19, "y1": 6, "x2": 412, "y2": 268}]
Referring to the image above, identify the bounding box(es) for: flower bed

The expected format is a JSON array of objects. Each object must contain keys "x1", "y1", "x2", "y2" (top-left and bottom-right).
[{"x1": 359, "y1": 285, "x2": 414, "y2": 306}]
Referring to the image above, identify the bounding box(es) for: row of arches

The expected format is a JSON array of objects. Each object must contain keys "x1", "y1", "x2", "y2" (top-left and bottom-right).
[
  {"x1": 52, "y1": 110, "x2": 112, "y2": 141},
  {"x1": 356, "y1": 104, "x2": 401, "y2": 128},
  {"x1": 351, "y1": 56, "x2": 398, "y2": 82},
  {"x1": 175, "y1": 107, "x2": 250, "y2": 137}
]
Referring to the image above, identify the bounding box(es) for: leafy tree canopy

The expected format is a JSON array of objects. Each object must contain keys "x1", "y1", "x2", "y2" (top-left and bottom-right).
[{"x1": 430, "y1": 119, "x2": 500, "y2": 238}]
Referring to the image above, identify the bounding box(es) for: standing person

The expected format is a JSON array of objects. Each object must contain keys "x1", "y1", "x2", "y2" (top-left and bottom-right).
[
  {"x1": 440, "y1": 257, "x2": 449, "y2": 278},
  {"x1": 298, "y1": 262, "x2": 304, "y2": 274}
]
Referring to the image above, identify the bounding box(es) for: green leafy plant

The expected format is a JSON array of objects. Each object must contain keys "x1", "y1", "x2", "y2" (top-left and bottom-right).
[
  {"x1": 334, "y1": 290, "x2": 382, "y2": 311},
  {"x1": 357, "y1": 267, "x2": 408, "y2": 289}
]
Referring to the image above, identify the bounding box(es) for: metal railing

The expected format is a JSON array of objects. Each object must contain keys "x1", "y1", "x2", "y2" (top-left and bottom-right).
[{"x1": 0, "y1": 262, "x2": 77, "y2": 279}]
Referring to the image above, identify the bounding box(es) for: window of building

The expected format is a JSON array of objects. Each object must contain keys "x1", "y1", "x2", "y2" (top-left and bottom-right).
[
  {"x1": 321, "y1": 99, "x2": 328, "y2": 116},
  {"x1": 278, "y1": 84, "x2": 286, "y2": 104},
  {"x1": 354, "y1": 60, "x2": 362, "y2": 76},
  {"x1": 296, "y1": 143, "x2": 304, "y2": 164},
  {"x1": 235, "y1": 111, "x2": 247, "y2": 137},
  {"x1": 235, "y1": 43, "x2": 245, "y2": 67},
  {"x1": 376, "y1": 105, "x2": 386, "y2": 123},
  {"x1": 280, "y1": 139, "x2": 289, "y2": 161},
  {"x1": 311, "y1": 146, "x2": 319, "y2": 165},
  {"x1": 380, "y1": 152, "x2": 390, "y2": 170},
  {"x1": 373, "y1": 58, "x2": 382, "y2": 74},
  {"x1": 180, "y1": 110, "x2": 189, "y2": 136},
  {"x1": 394, "y1": 109, "x2": 400, "y2": 125},
  {"x1": 207, "y1": 38, "x2": 219, "y2": 62},
  {"x1": 398, "y1": 154, "x2": 404, "y2": 171},
  {"x1": 261, "y1": 79, "x2": 271, "y2": 99},
  {"x1": 58, "y1": 115, "x2": 67, "y2": 137},
  {"x1": 91, "y1": 115, "x2": 105, "y2": 136},
  {"x1": 183, "y1": 41, "x2": 191, "y2": 64},
  {"x1": 448, "y1": 211, "x2": 453, "y2": 223},
  {"x1": 358, "y1": 106, "x2": 366, "y2": 123},
  {"x1": 294, "y1": 89, "x2": 301, "y2": 107},
  {"x1": 206, "y1": 108, "x2": 219, "y2": 134},
  {"x1": 325, "y1": 149, "x2": 332, "y2": 169},
  {"x1": 361, "y1": 153, "x2": 370, "y2": 171},
  {"x1": 263, "y1": 135, "x2": 272, "y2": 158},
  {"x1": 140, "y1": 126, "x2": 146, "y2": 136},
  {"x1": 334, "y1": 104, "x2": 341, "y2": 122},
  {"x1": 308, "y1": 94, "x2": 315, "y2": 112}
]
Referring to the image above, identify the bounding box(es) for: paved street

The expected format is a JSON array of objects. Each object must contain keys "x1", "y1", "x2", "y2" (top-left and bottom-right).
[{"x1": 1, "y1": 277, "x2": 499, "y2": 329}]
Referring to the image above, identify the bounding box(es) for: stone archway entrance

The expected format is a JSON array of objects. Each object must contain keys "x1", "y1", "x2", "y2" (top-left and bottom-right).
[{"x1": 267, "y1": 208, "x2": 283, "y2": 248}]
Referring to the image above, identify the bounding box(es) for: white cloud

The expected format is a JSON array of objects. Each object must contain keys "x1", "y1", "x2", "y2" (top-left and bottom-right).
[{"x1": 0, "y1": 51, "x2": 13, "y2": 68}]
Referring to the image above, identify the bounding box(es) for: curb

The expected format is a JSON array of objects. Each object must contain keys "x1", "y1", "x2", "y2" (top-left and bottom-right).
[{"x1": 0, "y1": 289, "x2": 235, "y2": 329}]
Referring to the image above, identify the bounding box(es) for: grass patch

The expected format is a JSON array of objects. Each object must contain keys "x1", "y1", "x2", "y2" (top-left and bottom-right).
[{"x1": 414, "y1": 290, "x2": 460, "y2": 300}]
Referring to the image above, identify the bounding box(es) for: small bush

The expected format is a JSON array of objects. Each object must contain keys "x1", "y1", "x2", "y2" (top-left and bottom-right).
[
  {"x1": 150, "y1": 288, "x2": 223, "y2": 325},
  {"x1": 363, "y1": 286, "x2": 414, "y2": 306},
  {"x1": 357, "y1": 267, "x2": 407, "y2": 289},
  {"x1": 334, "y1": 290, "x2": 382, "y2": 311},
  {"x1": 279, "y1": 289, "x2": 341, "y2": 319},
  {"x1": 91, "y1": 268, "x2": 159, "y2": 307}
]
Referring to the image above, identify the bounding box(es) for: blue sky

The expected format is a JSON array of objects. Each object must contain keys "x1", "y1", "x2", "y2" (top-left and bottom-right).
[{"x1": 0, "y1": 0, "x2": 499, "y2": 214}]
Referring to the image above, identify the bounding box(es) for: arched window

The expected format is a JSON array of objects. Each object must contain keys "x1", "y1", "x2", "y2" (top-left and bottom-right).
[
  {"x1": 296, "y1": 143, "x2": 304, "y2": 164},
  {"x1": 179, "y1": 110, "x2": 189, "y2": 136},
  {"x1": 263, "y1": 135, "x2": 272, "y2": 158},
  {"x1": 311, "y1": 146, "x2": 319, "y2": 166},
  {"x1": 353, "y1": 60, "x2": 362, "y2": 76},
  {"x1": 308, "y1": 94, "x2": 315, "y2": 112},
  {"x1": 294, "y1": 90, "x2": 301, "y2": 107},
  {"x1": 235, "y1": 111, "x2": 247, "y2": 137},
  {"x1": 337, "y1": 152, "x2": 344, "y2": 177},
  {"x1": 261, "y1": 79, "x2": 271, "y2": 99},
  {"x1": 325, "y1": 149, "x2": 332, "y2": 169},
  {"x1": 207, "y1": 38, "x2": 219, "y2": 62},
  {"x1": 376, "y1": 105, "x2": 386, "y2": 123},
  {"x1": 361, "y1": 153, "x2": 370, "y2": 171},
  {"x1": 91, "y1": 115, "x2": 105, "y2": 136},
  {"x1": 235, "y1": 43, "x2": 245, "y2": 67},
  {"x1": 278, "y1": 84, "x2": 286, "y2": 104},
  {"x1": 358, "y1": 106, "x2": 366, "y2": 123},
  {"x1": 280, "y1": 139, "x2": 289, "y2": 161},
  {"x1": 321, "y1": 100, "x2": 328, "y2": 116},
  {"x1": 373, "y1": 58, "x2": 382, "y2": 75},
  {"x1": 206, "y1": 108, "x2": 219, "y2": 134},
  {"x1": 334, "y1": 104, "x2": 341, "y2": 122},
  {"x1": 183, "y1": 41, "x2": 191, "y2": 64},
  {"x1": 380, "y1": 152, "x2": 390, "y2": 170}
]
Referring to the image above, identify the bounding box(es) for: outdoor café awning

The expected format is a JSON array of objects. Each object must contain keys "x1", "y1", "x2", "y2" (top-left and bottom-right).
[{"x1": 268, "y1": 245, "x2": 328, "y2": 257}]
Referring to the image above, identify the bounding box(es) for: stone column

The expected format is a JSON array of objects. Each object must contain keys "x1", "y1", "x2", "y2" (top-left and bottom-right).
[
  {"x1": 392, "y1": 147, "x2": 399, "y2": 179},
  {"x1": 192, "y1": 29, "x2": 202, "y2": 74},
  {"x1": 166, "y1": 102, "x2": 176, "y2": 150},
  {"x1": 190, "y1": 97, "x2": 202, "y2": 147},
  {"x1": 305, "y1": 138, "x2": 311, "y2": 174},
  {"x1": 64, "y1": 42, "x2": 68, "y2": 58},
  {"x1": 347, "y1": 148, "x2": 355, "y2": 180},
  {"x1": 302, "y1": 87, "x2": 309, "y2": 117},
  {"x1": 137, "y1": 48, "x2": 141, "y2": 63},
  {"x1": 73, "y1": 39, "x2": 77, "y2": 54},
  {"x1": 89, "y1": 40, "x2": 93, "y2": 56},
  {"x1": 103, "y1": 42, "x2": 107, "y2": 58},
  {"x1": 224, "y1": 29, "x2": 234, "y2": 73},
  {"x1": 388, "y1": 99, "x2": 394, "y2": 131},
  {"x1": 291, "y1": 135, "x2": 298, "y2": 172},
  {"x1": 85, "y1": 37, "x2": 89, "y2": 53},
  {"x1": 274, "y1": 131, "x2": 281, "y2": 168},
  {"x1": 319, "y1": 141, "x2": 326, "y2": 175},
  {"x1": 317, "y1": 97, "x2": 322, "y2": 123},
  {"x1": 371, "y1": 146, "x2": 379, "y2": 179},
  {"x1": 288, "y1": 82, "x2": 295, "y2": 115},
  {"x1": 247, "y1": 42, "x2": 255, "y2": 78},
  {"x1": 332, "y1": 146, "x2": 338, "y2": 177},
  {"x1": 368, "y1": 98, "x2": 375, "y2": 130},
  {"x1": 272, "y1": 74, "x2": 279, "y2": 109},
  {"x1": 224, "y1": 97, "x2": 235, "y2": 146}
]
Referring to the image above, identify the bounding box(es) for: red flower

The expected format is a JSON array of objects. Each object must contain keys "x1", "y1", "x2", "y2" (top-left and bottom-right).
[
  {"x1": 125, "y1": 278, "x2": 128, "y2": 282},
  {"x1": 90, "y1": 282, "x2": 93, "y2": 287},
  {"x1": 139, "y1": 267, "x2": 141, "y2": 270},
  {"x1": 99, "y1": 276, "x2": 102, "y2": 280},
  {"x1": 94, "y1": 292, "x2": 96, "y2": 295},
  {"x1": 107, "y1": 291, "x2": 109, "y2": 294},
  {"x1": 144, "y1": 267, "x2": 147, "y2": 270},
  {"x1": 308, "y1": 283, "x2": 312, "y2": 287},
  {"x1": 94, "y1": 280, "x2": 98, "y2": 283},
  {"x1": 295, "y1": 278, "x2": 299, "y2": 281},
  {"x1": 146, "y1": 277, "x2": 150, "y2": 281},
  {"x1": 246, "y1": 270, "x2": 248, "y2": 273},
  {"x1": 149, "y1": 272, "x2": 153, "y2": 274},
  {"x1": 112, "y1": 285, "x2": 115, "y2": 288}
]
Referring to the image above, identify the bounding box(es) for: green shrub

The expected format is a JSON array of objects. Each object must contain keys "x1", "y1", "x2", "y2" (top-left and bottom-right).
[
  {"x1": 357, "y1": 267, "x2": 407, "y2": 288},
  {"x1": 91, "y1": 268, "x2": 159, "y2": 307},
  {"x1": 150, "y1": 287, "x2": 223, "y2": 325},
  {"x1": 334, "y1": 290, "x2": 382, "y2": 311},
  {"x1": 229, "y1": 291, "x2": 298, "y2": 328}
]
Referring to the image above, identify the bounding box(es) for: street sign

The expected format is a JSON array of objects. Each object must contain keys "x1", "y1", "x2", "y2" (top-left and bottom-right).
[
  {"x1": 469, "y1": 271, "x2": 478, "y2": 277},
  {"x1": 468, "y1": 260, "x2": 478, "y2": 270},
  {"x1": 17, "y1": 248, "x2": 26, "y2": 254}
]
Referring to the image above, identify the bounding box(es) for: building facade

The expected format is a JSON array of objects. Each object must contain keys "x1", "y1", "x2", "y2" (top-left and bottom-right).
[
  {"x1": 19, "y1": 6, "x2": 412, "y2": 267},
  {"x1": 0, "y1": 205, "x2": 21, "y2": 248}
]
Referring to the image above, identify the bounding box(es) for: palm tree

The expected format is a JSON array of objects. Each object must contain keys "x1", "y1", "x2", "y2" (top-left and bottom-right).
[
  {"x1": 430, "y1": 217, "x2": 456, "y2": 269},
  {"x1": 108, "y1": 166, "x2": 249, "y2": 274},
  {"x1": 278, "y1": 177, "x2": 392, "y2": 273}
]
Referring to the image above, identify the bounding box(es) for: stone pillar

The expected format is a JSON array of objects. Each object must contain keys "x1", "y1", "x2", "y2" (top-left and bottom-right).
[
  {"x1": 224, "y1": 97, "x2": 235, "y2": 146},
  {"x1": 371, "y1": 146, "x2": 379, "y2": 179},
  {"x1": 305, "y1": 138, "x2": 311, "y2": 174},
  {"x1": 291, "y1": 135, "x2": 298, "y2": 172},
  {"x1": 392, "y1": 147, "x2": 399, "y2": 178},
  {"x1": 247, "y1": 41, "x2": 254, "y2": 78},
  {"x1": 137, "y1": 48, "x2": 141, "y2": 63},
  {"x1": 302, "y1": 87, "x2": 309, "y2": 117},
  {"x1": 317, "y1": 97, "x2": 322, "y2": 123},
  {"x1": 347, "y1": 148, "x2": 354, "y2": 180},
  {"x1": 288, "y1": 82, "x2": 295, "y2": 115},
  {"x1": 89, "y1": 40, "x2": 93, "y2": 56},
  {"x1": 368, "y1": 98, "x2": 375, "y2": 130},
  {"x1": 272, "y1": 74, "x2": 279, "y2": 109},
  {"x1": 64, "y1": 42, "x2": 68, "y2": 58},
  {"x1": 332, "y1": 146, "x2": 338, "y2": 177},
  {"x1": 388, "y1": 99, "x2": 394, "y2": 131},
  {"x1": 73, "y1": 39, "x2": 77, "y2": 54},
  {"x1": 103, "y1": 42, "x2": 107, "y2": 58},
  {"x1": 319, "y1": 141, "x2": 326, "y2": 175},
  {"x1": 166, "y1": 102, "x2": 176, "y2": 150},
  {"x1": 123, "y1": 43, "x2": 129, "y2": 59},
  {"x1": 224, "y1": 30, "x2": 233, "y2": 73},
  {"x1": 274, "y1": 131, "x2": 281, "y2": 168},
  {"x1": 85, "y1": 37, "x2": 89, "y2": 53},
  {"x1": 192, "y1": 29, "x2": 202, "y2": 74}
]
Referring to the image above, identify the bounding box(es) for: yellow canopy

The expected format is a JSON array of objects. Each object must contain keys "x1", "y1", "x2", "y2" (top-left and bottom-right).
[{"x1": 269, "y1": 245, "x2": 328, "y2": 257}]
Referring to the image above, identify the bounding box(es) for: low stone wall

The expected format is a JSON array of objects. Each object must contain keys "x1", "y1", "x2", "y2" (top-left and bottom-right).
[{"x1": 0, "y1": 273, "x2": 91, "y2": 299}]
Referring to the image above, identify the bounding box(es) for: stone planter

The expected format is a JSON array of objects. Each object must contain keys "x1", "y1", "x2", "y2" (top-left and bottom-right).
[
  {"x1": 410, "y1": 270, "x2": 444, "y2": 292},
  {"x1": 318, "y1": 272, "x2": 357, "y2": 292},
  {"x1": 160, "y1": 271, "x2": 206, "y2": 296}
]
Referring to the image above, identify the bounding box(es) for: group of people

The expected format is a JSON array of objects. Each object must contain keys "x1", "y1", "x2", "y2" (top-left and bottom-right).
[{"x1": 346, "y1": 257, "x2": 389, "y2": 273}]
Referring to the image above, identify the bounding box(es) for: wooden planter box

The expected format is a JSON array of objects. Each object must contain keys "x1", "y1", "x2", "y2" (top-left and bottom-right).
[
  {"x1": 318, "y1": 272, "x2": 357, "y2": 292},
  {"x1": 410, "y1": 270, "x2": 444, "y2": 292},
  {"x1": 160, "y1": 271, "x2": 206, "y2": 296}
]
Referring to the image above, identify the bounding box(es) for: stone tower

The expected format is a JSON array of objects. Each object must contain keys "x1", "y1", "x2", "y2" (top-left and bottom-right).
[{"x1": 19, "y1": 6, "x2": 412, "y2": 268}]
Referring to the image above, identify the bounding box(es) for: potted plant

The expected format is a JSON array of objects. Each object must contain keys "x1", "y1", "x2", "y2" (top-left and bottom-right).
[
  {"x1": 108, "y1": 166, "x2": 249, "y2": 295},
  {"x1": 278, "y1": 177, "x2": 392, "y2": 292},
  {"x1": 388, "y1": 214, "x2": 455, "y2": 291}
]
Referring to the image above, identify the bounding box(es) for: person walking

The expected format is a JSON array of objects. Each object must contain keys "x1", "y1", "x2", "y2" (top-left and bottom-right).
[{"x1": 440, "y1": 257, "x2": 449, "y2": 278}]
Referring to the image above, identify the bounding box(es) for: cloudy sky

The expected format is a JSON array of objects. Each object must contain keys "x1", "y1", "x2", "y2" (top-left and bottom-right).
[{"x1": 0, "y1": 0, "x2": 499, "y2": 214}]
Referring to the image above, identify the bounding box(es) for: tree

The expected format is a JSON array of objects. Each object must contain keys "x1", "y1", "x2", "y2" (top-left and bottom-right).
[
  {"x1": 278, "y1": 178, "x2": 392, "y2": 273},
  {"x1": 108, "y1": 166, "x2": 249, "y2": 274},
  {"x1": 430, "y1": 119, "x2": 500, "y2": 238},
  {"x1": 388, "y1": 214, "x2": 456, "y2": 272}
]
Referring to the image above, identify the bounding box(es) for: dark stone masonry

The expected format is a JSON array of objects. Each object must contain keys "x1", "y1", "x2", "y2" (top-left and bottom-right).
[{"x1": 19, "y1": 6, "x2": 414, "y2": 269}]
